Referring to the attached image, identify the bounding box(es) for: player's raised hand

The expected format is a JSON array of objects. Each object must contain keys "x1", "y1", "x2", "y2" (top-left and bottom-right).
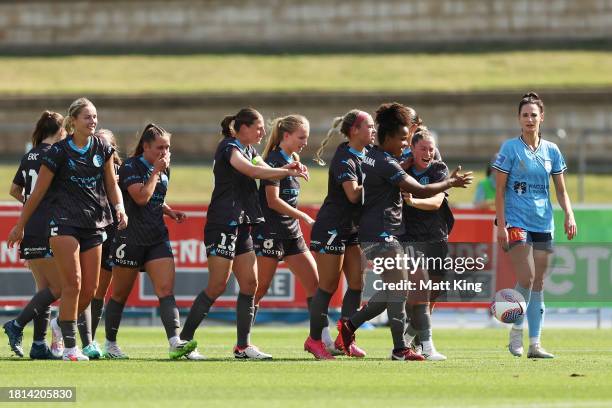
[
  {"x1": 155, "y1": 152, "x2": 170, "y2": 173},
  {"x1": 400, "y1": 156, "x2": 414, "y2": 170},
  {"x1": 7, "y1": 224, "x2": 24, "y2": 248},
  {"x1": 449, "y1": 166, "x2": 473, "y2": 188},
  {"x1": 284, "y1": 161, "x2": 309, "y2": 181}
]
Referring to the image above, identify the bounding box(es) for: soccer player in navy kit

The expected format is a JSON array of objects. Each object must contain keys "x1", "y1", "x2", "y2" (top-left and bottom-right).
[
  {"x1": 102, "y1": 124, "x2": 196, "y2": 360},
  {"x1": 7, "y1": 98, "x2": 128, "y2": 361},
  {"x1": 400, "y1": 129, "x2": 454, "y2": 361},
  {"x1": 305, "y1": 109, "x2": 375, "y2": 360},
  {"x1": 3, "y1": 111, "x2": 65, "y2": 359},
  {"x1": 180, "y1": 108, "x2": 308, "y2": 359},
  {"x1": 493, "y1": 92, "x2": 576, "y2": 358},
  {"x1": 76, "y1": 129, "x2": 122, "y2": 359},
  {"x1": 337, "y1": 102, "x2": 472, "y2": 361},
  {"x1": 253, "y1": 115, "x2": 319, "y2": 329}
]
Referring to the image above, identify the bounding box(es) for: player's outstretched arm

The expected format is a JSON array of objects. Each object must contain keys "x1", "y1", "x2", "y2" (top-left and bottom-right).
[{"x1": 229, "y1": 149, "x2": 307, "y2": 181}]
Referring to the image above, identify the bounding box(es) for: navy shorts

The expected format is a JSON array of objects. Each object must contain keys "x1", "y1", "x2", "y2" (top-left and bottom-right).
[
  {"x1": 507, "y1": 226, "x2": 553, "y2": 252},
  {"x1": 111, "y1": 236, "x2": 174, "y2": 269},
  {"x1": 254, "y1": 234, "x2": 308, "y2": 260},
  {"x1": 101, "y1": 231, "x2": 114, "y2": 271},
  {"x1": 310, "y1": 223, "x2": 359, "y2": 255},
  {"x1": 402, "y1": 241, "x2": 449, "y2": 277},
  {"x1": 204, "y1": 223, "x2": 253, "y2": 260},
  {"x1": 20, "y1": 235, "x2": 52, "y2": 260},
  {"x1": 361, "y1": 236, "x2": 403, "y2": 262},
  {"x1": 50, "y1": 224, "x2": 105, "y2": 252}
]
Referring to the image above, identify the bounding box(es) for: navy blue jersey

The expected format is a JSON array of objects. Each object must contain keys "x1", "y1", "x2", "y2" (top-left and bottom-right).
[
  {"x1": 117, "y1": 156, "x2": 169, "y2": 246},
  {"x1": 258, "y1": 148, "x2": 301, "y2": 238},
  {"x1": 359, "y1": 145, "x2": 408, "y2": 242},
  {"x1": 313, "y1": 142, "x2": 365, "y2": 236},
  {"x1": 42, "y1": 136, "x2": 114, "y2": 229},
  {"x1": 12, "y1": 143, "x2": 54, "y2": 238},
  {"x1": 206, "y1": 137, "x2": 264, "y2": 227},
  {"x1": 402, "y1": 161, "x2": 454, "y2": 242}
]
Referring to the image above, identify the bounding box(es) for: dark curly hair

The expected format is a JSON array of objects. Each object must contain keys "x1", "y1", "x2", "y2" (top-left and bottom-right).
[{"x1": 375, "y1": 102, "x2": 420, "y2": 145}]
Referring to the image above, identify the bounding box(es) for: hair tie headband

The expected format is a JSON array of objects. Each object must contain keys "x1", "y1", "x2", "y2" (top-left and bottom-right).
[{"x1": 352, "y1": 111, "x2": 369, "y2": 130}]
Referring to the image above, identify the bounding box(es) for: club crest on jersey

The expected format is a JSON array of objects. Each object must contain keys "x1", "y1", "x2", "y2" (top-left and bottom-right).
[
  {"x1": 419, "y1": 176, "x2": 429, "y2": 185},
  {"x1": 544, "y1": 160, "x2": 552, "y2": 172},
  {"x1": 513, "y1": 181, "x2": 527, "y2": 195},
  {"x1": 68, "y1": 159, "x2": 76, "y2": 170},
  {"x1": 93, "y1": 154, "x2": 103, "y2": 168}
]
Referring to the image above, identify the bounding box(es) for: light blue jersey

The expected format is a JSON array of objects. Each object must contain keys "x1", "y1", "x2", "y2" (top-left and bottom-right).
[{"x1": 492, "y1": 136, "x2": 566, "y2": 233}]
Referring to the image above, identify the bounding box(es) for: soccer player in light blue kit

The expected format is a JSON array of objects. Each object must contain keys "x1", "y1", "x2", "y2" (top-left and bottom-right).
[{"x1": 492, "y1": 92, "x2": 577, "y2": 358}]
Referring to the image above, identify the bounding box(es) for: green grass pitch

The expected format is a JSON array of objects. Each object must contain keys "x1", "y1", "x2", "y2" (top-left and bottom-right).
[{"x1": 1, "y1": 326, "x2": 611, "y2": 407}]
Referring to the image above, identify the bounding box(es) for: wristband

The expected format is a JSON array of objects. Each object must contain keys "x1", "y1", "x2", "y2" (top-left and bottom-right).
[
  {"x1": 115, "y1": 203, "x2": 125, "y2": 213},
  {"x1": 251, "y1": 156, "x2": 262, "y2": 165}
]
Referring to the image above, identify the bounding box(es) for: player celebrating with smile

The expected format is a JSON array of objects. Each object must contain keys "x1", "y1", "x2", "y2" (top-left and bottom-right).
[
  {"x1": 400, "y1": 128, "x2": 454, "y2": 361},
  {"x1": 179, "y1": 108, "x2": 308, "y2": 359},
  {"x1": 337, "y1": 102, "x2": 472, "y2": 361},
  {"x1": 7, "y1": 97, "x2": 128, "y2": 361},
  {"x1": 253, "y1": 115, "x2": 318, "y2": 329},
  {"x1": 493, "y1": 92, "x2": 576, "y2": 358},
  {"x1": 305, "y1": 109, "x2": 375, "y2": 359}
]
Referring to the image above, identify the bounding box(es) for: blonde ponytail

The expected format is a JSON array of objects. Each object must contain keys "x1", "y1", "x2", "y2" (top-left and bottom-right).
[
  {"x1": 313, "y1": 116, "x2": 343, "y2": 166},
  {"x1": 314, "y1": 109, "x2": 364, "y2": 166}
]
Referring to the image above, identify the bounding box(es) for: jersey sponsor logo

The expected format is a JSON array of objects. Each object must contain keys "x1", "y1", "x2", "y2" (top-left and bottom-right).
[
  {"x1": 151, "y1": 192, "x2": 165, "y2": 205},
  {"x1": 27, "y1": 153, "x2": 40, "y2": 161},
  {"x1": 281, "y1": 188, "x2": 299, "y2": 196},
  {"x1": 513, "y1": 181, "x2": 527, "y2": 195},
  {"x1": 493, "y1": 153, "x2": 506, "y2": 167},
  {"x1": 528, "y1": 183, "x2": 546, "y2": 194},
  {"x1": 70, "y1": 173, "x2": 102, "y2": 189},
  {"x1": 93, "y1": 154, "x2": 103, "y2": 168}
]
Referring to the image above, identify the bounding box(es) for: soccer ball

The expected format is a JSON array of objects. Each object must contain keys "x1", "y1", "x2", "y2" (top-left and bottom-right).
[{"x1": 490, "y1": 289, "x2": 526, "y2": 324}]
